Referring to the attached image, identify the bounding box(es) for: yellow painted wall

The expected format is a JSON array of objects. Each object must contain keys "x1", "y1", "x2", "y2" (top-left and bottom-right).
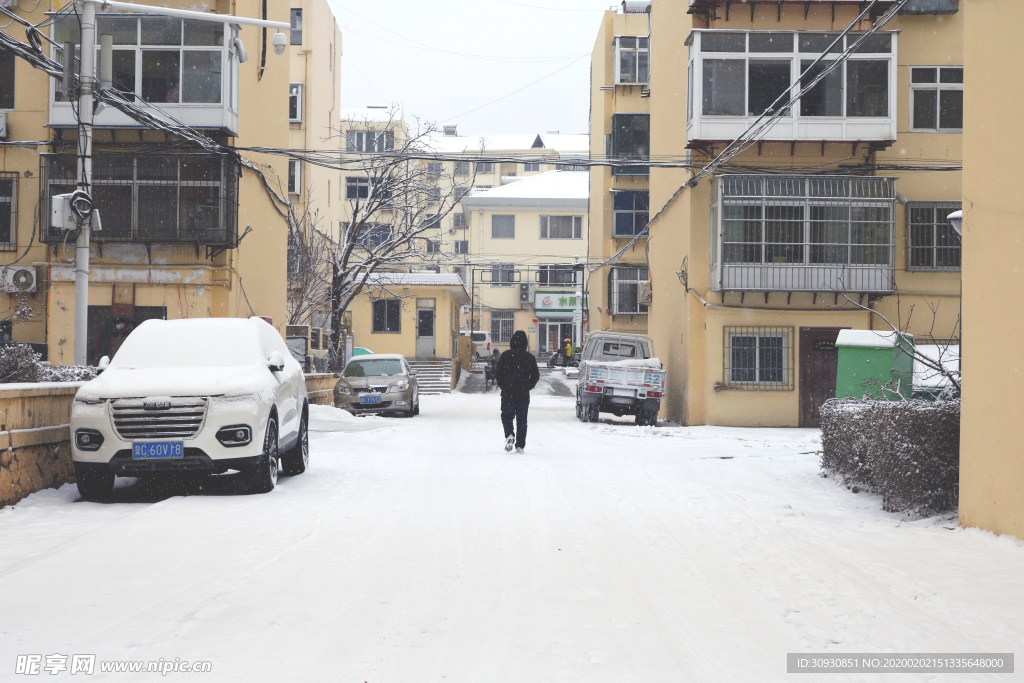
[
  {"x1": 959, "y1": 0, "x2": 1024, "y2": 538},
  {"x1": 349, "y1": 285, "x2": 462, "y2": 359}
]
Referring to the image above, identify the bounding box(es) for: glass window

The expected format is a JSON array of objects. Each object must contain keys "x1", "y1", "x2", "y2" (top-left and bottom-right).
[
  {"x1": 748, "y1": 60, "x2": 791, "y2": 116},
  {"x1": 110, "y1": 51, "x2": 136, "y2": 101},
  {"x1": 141, "y1": 17, "x2": 181, "y2": 45},
  {"x1": 346, "y1": 177, "x2": 368, "y2": 199},
  {"x1": 490, "y1": 311, "x2": 515, "y2": 343},
  {"x1": 911, "y1": 67, "x2": 962, "y2": 131},
  {"x1": 184, "y1": 19, "x2": 223, "y2": 47},
  {"x1": 540, "y1": 215, "x2": 582, "y2": 239},
  {"x1": 799, "y1": 60, "x2": 842, "y2": 116},
  {"x1": 0, "y1": 52, "x2": 14, "y2": 109},
  {"x1": 608, "y1": 266, "x2": 649, "y2": 315},
  {"x1": 290, "y1": 9, "x2": 303, "y2": 45},
  {"x1": 809, "y1": 205, "x2": 849, "y2": 264},
  {"x1": 847, "y1": 32, "x2": 892, "y2": 53},
  {"x1": 289, "y1": 83, "x2": 302, "y2": 121},
  {"x1": 701, "y1": 32, "x2": 746, "y2": 52},
  {"x1": 455, "y1": 161, "x2": 470, "y2": 175},
  {"x1": 907, "y1": 202, "x2": 961, "y2": 270},
  {"x1": 345, "y1": 357, "x2": 404, "y2": 375},
  {"x1": 798, "y1": 33, "x2": 842, "y2": 54},
  {"x1": 182, "y1": 51, "x2": 221, "y2": 103},
  {"x1": 749, "y1": 33, "x2": 792, "y2": 52},
  {"x1": 613, "y1": 191, "x2": 649, "y2": 237},
  {"x1": 454, "y1": 240, "x2": 469, "y2": 254},
  {"x1": 142, "y1": 51, "x2": 181, "y2": 103},
  {"x1": 725, "y1": 328, "x2": 791, "y2": 388},
  {"x1": 0, "y1": 177, "x2": 15, "y2": 246},
  {"x1": 523, "y1": 162, "x2": 540, "y2": 172},
  {"x1": 764, "y1": 205, "x2": 803, "y2": 264},
  {"x1": 538, "y1": 265, "x2": 578, "y2": 285},
  {"x1": 97, "y1": 17, "x2": 138, "y2": 45},
  {"x1": 490, "y1": 265, "x2": 515, "y2": 288},
  {"x1": 288, "y1": 159, "x2": 300, "y2": 194},
  {"x1": 939, "y1": 90, "x2": 963, "y2": 129},
  {"x1": 370, "y1": 301, "x2": 402, "y2": 334},
  {"x1": 453, "y1": 213, "x2": 467, "y2": 228},
  {"x1": 846, "y1": 60, "x2": 888, "y2": 117},
  {"x1": 617, "y1": 35, "x2": 650, "y2": 84},
  {"x1": 491, "y1": 215, "x2": 515, "y2": 239},
  {"x1": 476, "y1": 162, "x2": 494, "y2": 173},
  {"x1": 723, "y1": 204, "x2": 762, "y2": 263},
  {"x1": 703, "y1": 59, "x2": 745, "y2": 115}
]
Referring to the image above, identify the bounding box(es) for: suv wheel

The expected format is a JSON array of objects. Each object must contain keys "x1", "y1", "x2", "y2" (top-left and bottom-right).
[
  {"x1": 246, "y1": 418, "x2": 279, "y2": 494},
  {"x1": 281, "y1": 413, "x2": 309, "y2": 476},
  {"x1": 75, "y1": 467, "x2": 114, "y2": 501}
]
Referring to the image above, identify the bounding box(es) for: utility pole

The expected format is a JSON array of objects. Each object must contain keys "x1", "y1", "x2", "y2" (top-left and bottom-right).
[{"x1": 66, "y1": 0, "x2": 290, "y2": 365}]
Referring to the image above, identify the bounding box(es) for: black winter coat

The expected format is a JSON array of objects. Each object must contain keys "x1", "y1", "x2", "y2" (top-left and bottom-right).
[{"x1": 496, "y1": 330, "x2": 539, "y2": 397}]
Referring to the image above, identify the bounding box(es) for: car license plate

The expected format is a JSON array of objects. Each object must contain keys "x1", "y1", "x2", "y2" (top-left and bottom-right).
[
  {"x1": 613, "y1": 387, "x2": 636, "y2": 397},
  {"x1": 132, "y1": 441, "x2": 184, "y2": 459},
  {"x1": 359, "y1": 395, "x2": 382, "y2": 405}
]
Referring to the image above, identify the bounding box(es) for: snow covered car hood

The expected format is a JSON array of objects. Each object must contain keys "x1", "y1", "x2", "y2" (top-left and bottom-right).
[{"x1": 76, "y1": 364, "x2": 274, "y2": 400}]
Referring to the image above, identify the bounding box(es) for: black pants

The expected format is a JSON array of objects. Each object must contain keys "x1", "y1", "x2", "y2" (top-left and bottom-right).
[{"x1": 501, "y1": 393, "x2": 530, "y2": 448}]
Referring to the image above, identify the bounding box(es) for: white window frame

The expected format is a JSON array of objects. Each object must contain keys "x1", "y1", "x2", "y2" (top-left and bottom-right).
[
  {"x1": 346, "y1": 130, "x2": 395, "y2": 153},
  {"x1": 723, "y1": 326, "x2": 794, "y2": 390},
  {"x1": 288, "y1": 159, "x2": 301, "y2": 195},
  {"x1": 909, "y1": 66, "x2": 963, "y2": 133},
  {"x1": 491, "y1": 214, "x2": 515, "y2": 239},
  {"x1": 615, "y1": 35, "x2": 650, "y2": 85},
  {"x1": 289, "y1": 83, "x2": 302, "y2": 123},
  {"x1": 540, "y1": 215, "x2": 583, "y2": 240},
  {"x1": 454, "y1": 240, "x2": 469, "y2": 254}
]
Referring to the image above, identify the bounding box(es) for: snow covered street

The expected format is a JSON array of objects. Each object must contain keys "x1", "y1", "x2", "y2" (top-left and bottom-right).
[{"x1": 2, "y1": 372, "x2": 1023, "y2": 682}]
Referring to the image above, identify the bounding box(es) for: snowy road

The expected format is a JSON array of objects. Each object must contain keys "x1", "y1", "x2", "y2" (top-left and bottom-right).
[{"x1": 2, "y1": 373, "x2": 1023, "y2": 682}]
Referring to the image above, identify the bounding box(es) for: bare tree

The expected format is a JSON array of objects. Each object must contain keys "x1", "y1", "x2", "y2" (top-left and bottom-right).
[
  {"x1": 286, "y1": 196, "x2": 334, "y2": 326},
  {"x1": 324, "y1": 112, "x2": 465, "y2": 368}
]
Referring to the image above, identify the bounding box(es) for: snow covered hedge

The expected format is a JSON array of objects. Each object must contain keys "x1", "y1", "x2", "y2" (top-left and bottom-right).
[
  {"x1": 0, "y1": 344, "x2": 97, "y2": 384},
  {"x1": 820, "y1": 398, "x2": 960, "y2": 515}
]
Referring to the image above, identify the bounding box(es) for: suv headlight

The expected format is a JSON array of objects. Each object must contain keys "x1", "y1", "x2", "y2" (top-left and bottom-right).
[
  {"x1": 216, "y1": 425, "x2": 252, "y2": 447},
  {"x1": 75, "y1": 429, "x2": 104, "y2": 451},
  {"x1": 388, "y1": 379, "x2": 410, "y2": 393}
]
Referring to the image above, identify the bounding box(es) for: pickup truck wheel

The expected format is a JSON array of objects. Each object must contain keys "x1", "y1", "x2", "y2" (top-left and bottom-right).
[
  {"x1": 281, "y1": 413, "x2": 308, "y2": 476},
  {"x1": 575, "y1": 395, "x2": 583, "y2": 420},
  {"x1": 75, "y1": 469, "x2": 114, "y2": 501},
  {"x1": 586, "y1": 404, "x2": 600, "y2": 422},
  {"x1": 246, "y1": 418, "x2": 279, "y2": 494}
]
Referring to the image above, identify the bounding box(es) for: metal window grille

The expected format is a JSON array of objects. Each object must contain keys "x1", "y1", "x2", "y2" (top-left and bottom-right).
[
  {"x1": 608, "y1": 265, "x2": 649, "y2": 315},
  {"x1": 490, "y1": 310, "x2": 515, "y2": 343},
  {"x1": 907, "y1": 201, "x2": 961, "y2": 271},
  {"x1": 540, "y1": 215, "x2": 582, "y2": 239},
  {"x1": 491, "y1": 214, "x2": 515, "y2": 239},
  {"x1": 454, "y1": 161, "x2": 470, "y2": 176},
  {"x1": 712, "y1": 174, "x2": 896, "y2": 292},
  {"x1": 453, "y1": 212, "x2": 467, "y2": 228},
  {"x1": 489, "y1": 263, "x2": 516, "y2": 287},
  {"x1": 40, "y1": 153, "x2": 237, "y2": 246},
  {"x1": 0, "y1": 173, "x2": 18, "y2": 250},
  {"x1": 723, "y1": 326, "x2": 794, "y2": 390},
  {"x1": 537, "y1": 265, "x2": 578, "y2": 285}
]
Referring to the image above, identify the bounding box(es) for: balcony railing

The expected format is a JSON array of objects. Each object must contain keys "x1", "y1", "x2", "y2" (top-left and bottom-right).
[
  {"x1": 685, "y1": 30, "x2": 897, "y2": 144},
  {"x1": 49, "y1": 13, "x2": 240, "y2": 134},
  {"x1": 40, "y1": 153, "x2": 239, "y2": 247},
  {"x1": 710, "y1": 174, "x2": 896, "y2": 293}
]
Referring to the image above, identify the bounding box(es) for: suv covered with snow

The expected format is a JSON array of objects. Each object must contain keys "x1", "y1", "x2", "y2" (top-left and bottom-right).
[{"x1": 70, "y1": 317, "x2": 309, "y2": 499}]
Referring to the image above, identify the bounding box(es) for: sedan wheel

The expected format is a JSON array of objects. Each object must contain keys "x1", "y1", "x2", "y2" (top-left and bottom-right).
[{"x1": 245, "y1": 418, "x2": 279, "y2": 494}]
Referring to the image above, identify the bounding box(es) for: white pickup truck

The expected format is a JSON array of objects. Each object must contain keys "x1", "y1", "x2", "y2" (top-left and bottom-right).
[{"x1": 575, "y1": 332, "x2": 666, "y2": 426}]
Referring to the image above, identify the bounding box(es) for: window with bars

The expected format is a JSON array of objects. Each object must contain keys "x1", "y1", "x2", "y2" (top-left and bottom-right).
[
  {"x1": 540, "y1": 215, "x2": 582, "y2": 239},
  {"x1": 616, "y1": 35, "x2": 650, "y2": 84},
  {"x1": 0, "y1": 173, "x2": 17, "y2": 249},
  {"x1": 613, "y1": 191, "x2": 649, "y2": 237},
  {"x1": 491, "y1": 214, "x2": 515, "y2": 239},
  {"x1": 490, "y1": 263, "x2": 516, "y2": 287},
  {"x1": 453, "y1": 212, "x2": 467, "y2": 228},
  {"x1": 911, "y1": 67, "x2": 963, "y2": 132},
  {"x1": 608, "y1": 266, "x2": 649, "y2": 315},
  {"x1": 491, "y1": 310, "x2": 515, "y2": 343},
  {"x1": 723, "y1": 326, "x2": 794, "y2": 390},
  {"x1": 610, "y1": 114, "x2": 649, "y2": 175},
  {"x1": 426, "y1": 162, "x2": 443, "y2": 175},
  {"x1": 454, "y1": 161, "x2": 470, "y2": 176},
  {"x1": 41, "y1": 153, "x2": 237, "y2": 245},
  {"x1": 372, "y1": 299, "x2": 401, "y2": 333},
  {"x1": 907, "y1": 201, "x2": 961, "y2": 271},
  {"x1": 537, "y1": 265, "x2": 579, "y2": 286},
  {"x1": 426, "y1": 187, "x2": 441, "y2": 203}
]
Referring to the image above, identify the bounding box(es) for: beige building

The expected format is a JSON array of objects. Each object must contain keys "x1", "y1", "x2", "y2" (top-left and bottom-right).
[
  {"x1": 461, "y1": 171, "x2": 590, "y2": 356},
  {"x1": 589, "y1": 0, "x2": 963, "y2": 427},
  {"x1": 959, "y1": 0, "x2": 1024, "y2": 538},
  {"x1": 0, "y1": 0, "x2": 323, "y2": 364}
]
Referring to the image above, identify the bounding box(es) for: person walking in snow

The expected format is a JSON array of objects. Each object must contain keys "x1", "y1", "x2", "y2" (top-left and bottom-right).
[{"x1": 495, "y1": 330, "x2": 539, "y2": 453}]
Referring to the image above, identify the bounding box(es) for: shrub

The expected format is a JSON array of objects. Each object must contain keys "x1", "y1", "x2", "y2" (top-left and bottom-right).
[
  {"x1": 0, "y1": 344, "x2": 97, "y2": 384},
  {"x1": 820, "y1": 398, "x2": 960, "y2": 515}
]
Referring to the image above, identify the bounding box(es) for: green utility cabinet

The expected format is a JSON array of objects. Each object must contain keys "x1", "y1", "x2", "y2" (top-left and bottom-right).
[{"x1": 834, "y1": 330, "x2": 915, "y2": 400}]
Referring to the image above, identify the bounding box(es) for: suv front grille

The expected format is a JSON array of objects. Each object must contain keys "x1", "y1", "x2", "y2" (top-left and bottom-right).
[{"x1": 110, "y1": 398, "x2": 209, "y2": 440}]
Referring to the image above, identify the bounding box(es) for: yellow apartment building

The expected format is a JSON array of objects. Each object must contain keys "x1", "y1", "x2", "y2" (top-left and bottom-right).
[
  {"x1": 592, "y1": 0, "x2": 962, "y2": 427},
  {"x1": 588, "y1": 3, "x2": 652, "y2": 339},
  {"x1": 461, "y1": 171, "x2": 589, "y2": 357},
  {"x1": 959, "y1": 0, "x2": 1024, "y2": 538},
  {"x1": 0, "y1": 0, "x2": 312, "y2": 365}
]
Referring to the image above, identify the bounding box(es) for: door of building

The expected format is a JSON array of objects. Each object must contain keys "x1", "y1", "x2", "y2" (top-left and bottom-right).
[
  {"x1": 415, "y1": 299, "x2": 436, "y2": 358},
  {"x1": 538, "y1": 318, "x2": 574, "y2": 357},
  {"x1": 799, "y1": 327, "x2": 843, "y2": 427},
  {"x1": 87, "y1": 306, "x2": 168, "y2": 366}
]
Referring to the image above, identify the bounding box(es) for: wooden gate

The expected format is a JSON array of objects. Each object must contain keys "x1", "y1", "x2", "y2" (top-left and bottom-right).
[{"x1": 799, "y1": 327, "x2": 843, "y2": 428}]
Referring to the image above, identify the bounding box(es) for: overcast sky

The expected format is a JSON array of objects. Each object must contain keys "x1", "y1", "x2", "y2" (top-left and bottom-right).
[{"x1": 324, "y1": 0, "x2": 616, "y2": 137}]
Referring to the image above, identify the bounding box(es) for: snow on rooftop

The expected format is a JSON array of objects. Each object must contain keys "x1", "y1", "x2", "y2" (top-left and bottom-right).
[
  {"x1": 423, "y1": 133, "x2": 588, "y2": 155},
  {"x1": 835, "y1": 329, "x2": 914, "y2": 348},
  {"x1": 913, "y1": 344, "x2": 960, "y2": 388},
  {"x1": 460, "y1": 171, "x2": 589, "y2": 209},
  {"x1": 365, "y1": 272, "x2": 465, "y2": 287},
  {"x1": 338, "y1": 106, "x2": 403, "y2": 123}
]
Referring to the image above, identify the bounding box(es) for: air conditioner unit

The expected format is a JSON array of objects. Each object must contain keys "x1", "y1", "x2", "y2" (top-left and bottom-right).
[
  {"x1": 519, "y1": 283, "x2": 534, "y2": 304},
  {"x1": 638, "y1": 280, "x2": 653, "y2": 306},
  {"x1": 0, "y1": 112, "x2": 8, "y2": 141},
  {"x1": 1, "y1": 267, "x2": 36, "y2": 294},
  {"x1": 448, "y1": 228, "x2": 456, "y2": 234}
]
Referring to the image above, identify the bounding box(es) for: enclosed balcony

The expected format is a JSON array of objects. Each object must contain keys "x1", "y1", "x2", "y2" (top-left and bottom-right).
[
  {"x1": 49, "y1": 14, "x2": 240, "y2": 135},
  {"x1": 40, "y1": 153, "x2": 239, "y2": 247},
  {"x1": 685, "y1": 30, "x2": 897, "y2": 145},
  {"x1": 710, "y1": 175, "x2": 896, "y2": 293}
]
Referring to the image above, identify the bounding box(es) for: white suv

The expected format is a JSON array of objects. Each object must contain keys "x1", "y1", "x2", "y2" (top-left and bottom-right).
[{"x1": 70, "y1": 317, "x2": 309, "y2": 499}]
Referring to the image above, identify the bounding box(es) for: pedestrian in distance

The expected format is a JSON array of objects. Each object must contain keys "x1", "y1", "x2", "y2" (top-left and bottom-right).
[
  {"x1": 563, "y1": 336, "x2": 573, "y2": 366},
  {"x1": 495, "y1": 330, "x2": 539, "y2": 453}
]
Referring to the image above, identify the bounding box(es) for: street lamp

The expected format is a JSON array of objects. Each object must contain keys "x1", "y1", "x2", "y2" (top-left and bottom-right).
[{"x1": 65, "y1": 0, "x2": 290, "y2": 366}]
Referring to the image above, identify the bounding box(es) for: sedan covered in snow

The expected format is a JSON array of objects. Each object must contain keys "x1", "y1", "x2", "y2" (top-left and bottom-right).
[
  {"x1": 334, "y1": 354, "x2": 419, "y2": 417},
  {"x1": 70, "y1": 317, "x2": 309, "y2": 500}
]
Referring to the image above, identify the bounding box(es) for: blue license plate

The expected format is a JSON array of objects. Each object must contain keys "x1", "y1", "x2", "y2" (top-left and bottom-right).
[
  {"x1": 359, "y1": 395, "x2": 382, "y2": 405},
  {"x1": 132, "y1": 441, "x2": 184, "y2": 459}
]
